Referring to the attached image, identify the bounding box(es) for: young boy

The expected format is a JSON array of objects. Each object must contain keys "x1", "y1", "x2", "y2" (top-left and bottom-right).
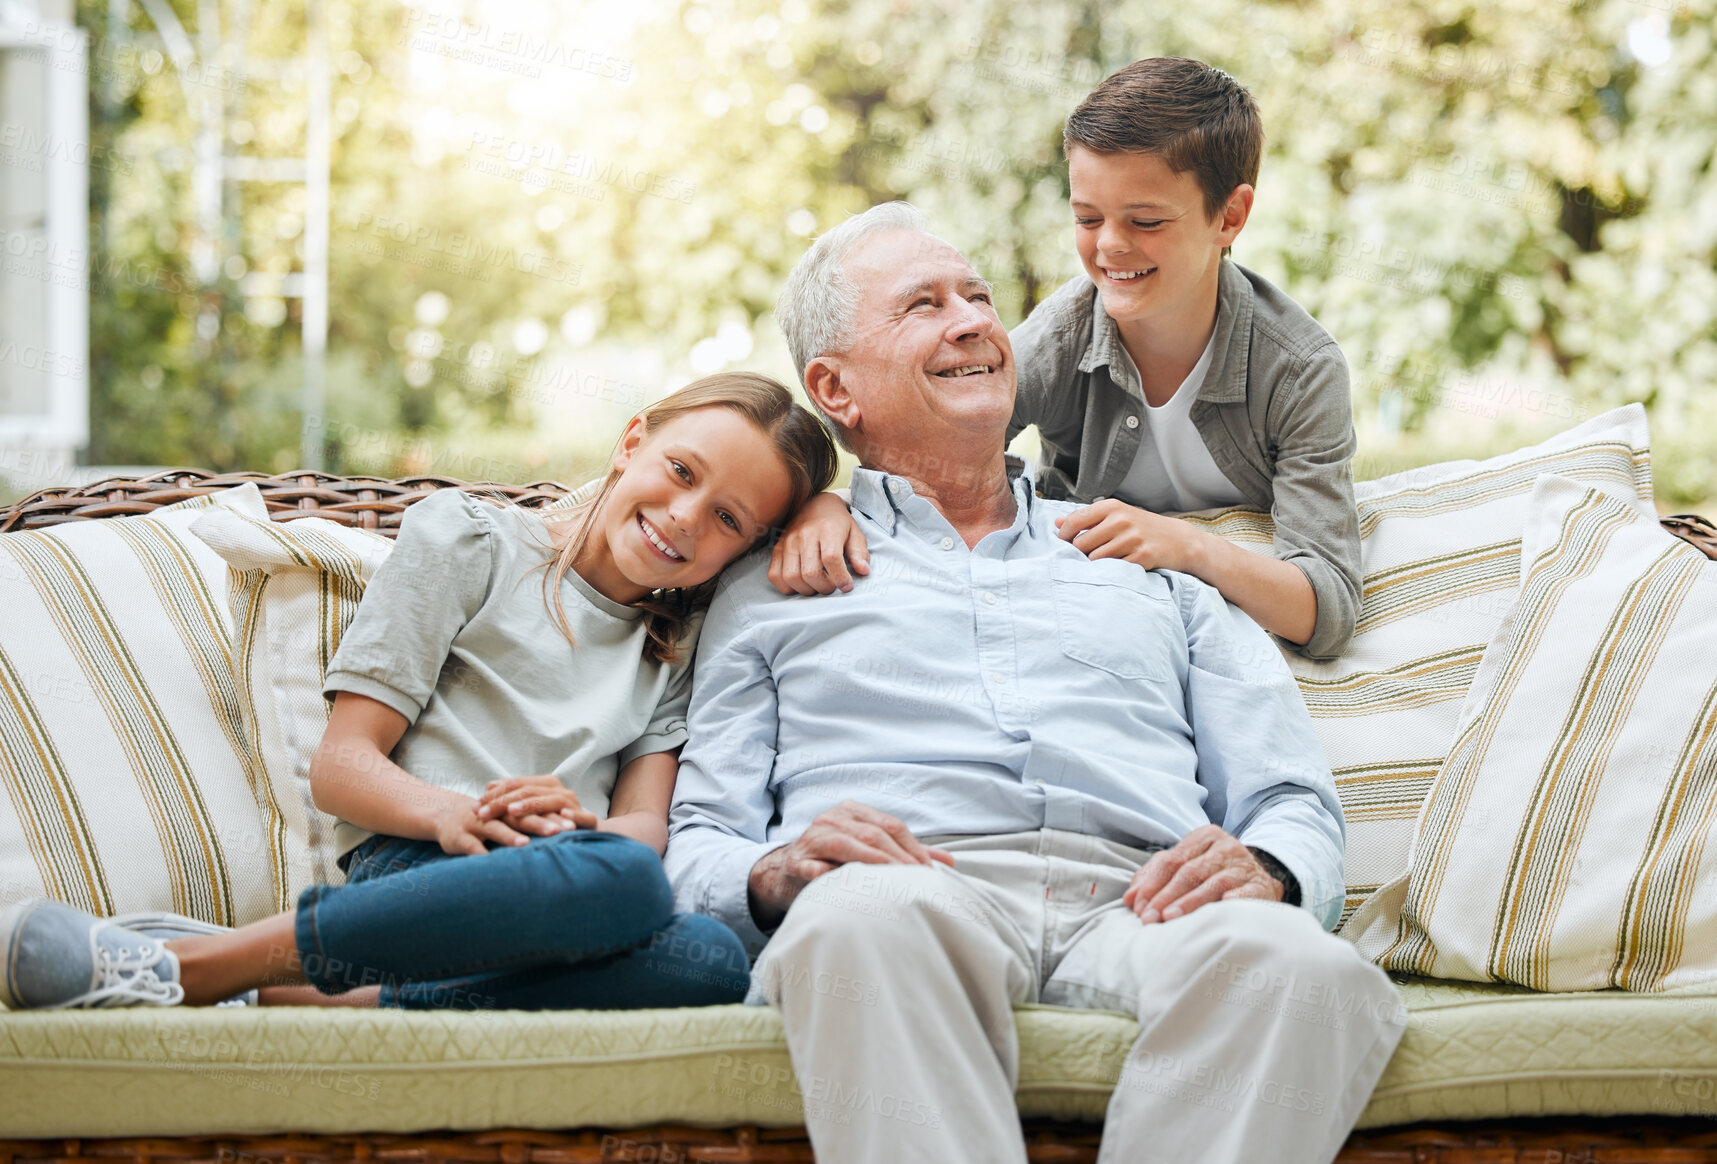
[{"x1": 772, "y1": 57, "x2": 1362, "y2": 660}]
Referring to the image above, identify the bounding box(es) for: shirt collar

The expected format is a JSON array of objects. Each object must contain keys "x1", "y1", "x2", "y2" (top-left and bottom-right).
[
  {"x1": 1079, "y1": 291, "x2": 1128, "y2": 384},
  {"x1": 849, "y1": 455, "x2": 1036, "y2": 540},
  {"x1": 1078, "y1": 258, "x2": 1252, "y2": 406},
  {"x1": 1199, "y1": 258, "x2": 1251, "y2": 405}
]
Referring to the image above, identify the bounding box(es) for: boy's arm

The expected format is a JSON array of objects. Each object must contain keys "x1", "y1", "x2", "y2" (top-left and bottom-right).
[
  {"x1": 1056, "y1": 501, "x2": 1319, "y2": 645},
  {"x1": 1179, "y1": 531, "x2": 1319, "y2": 646},
  {"x1": 1055, "y1": 340, "x2": 1358, "y2": 655},
  {"x1": 1258, "y1": 341, "x2": 1362, "y2": 660}
]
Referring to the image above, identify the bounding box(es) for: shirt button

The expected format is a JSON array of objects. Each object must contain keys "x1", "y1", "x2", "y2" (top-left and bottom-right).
[
  {"x1": 940, "y1": 537, "x2": 954, "y2": 550},
  {"x1": 1125, "y1": 414, "x2": 1140, "y2": 430},
  {"x1": 992, "y1": 673, "x2": 1008, "y2": 686},
  {"x1": 982, "y1": 592, "x2": 998, "y2": 605}
]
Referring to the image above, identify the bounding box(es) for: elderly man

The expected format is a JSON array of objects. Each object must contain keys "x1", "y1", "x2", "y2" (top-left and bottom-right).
[{"x1": 664, "y1": 202, "x2": 1404, "y2": 1164}]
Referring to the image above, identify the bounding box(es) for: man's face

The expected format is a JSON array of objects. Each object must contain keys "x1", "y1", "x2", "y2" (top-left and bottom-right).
[
  {"x1": 826, "y1": 230, "x2": 1015, "y2": 462},
  {"x1": 1068, "y1": 146, "x2": 1245, "y2": 331}
]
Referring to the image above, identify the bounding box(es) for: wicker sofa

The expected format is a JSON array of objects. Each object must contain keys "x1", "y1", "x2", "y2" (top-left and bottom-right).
[{"x1": 2, "y1": 469, "x2": 1716, "y2": 1164}]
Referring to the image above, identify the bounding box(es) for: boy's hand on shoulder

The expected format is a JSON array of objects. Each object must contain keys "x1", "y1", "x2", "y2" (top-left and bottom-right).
[
  {"x1": 769, "y1": 491, "x2": 870, "y2": 596},
  {"x1": 477, "y1": 775, "x2": 600, "y2": 835},
  {"x1": 1056, "y1": 498, "x2": 1199, "y2": 572}
]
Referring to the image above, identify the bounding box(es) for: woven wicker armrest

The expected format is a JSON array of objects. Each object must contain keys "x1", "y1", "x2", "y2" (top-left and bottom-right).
[
  {"x1": 5, "y1": 1117, "x2": 1717, "y2": 1163},
  {"x1": 0, "y1": 470, "x2": 578, "y2": 537},
  {"x1": 1664, "y1": 512, "x2": 1717, "y2": 560}
]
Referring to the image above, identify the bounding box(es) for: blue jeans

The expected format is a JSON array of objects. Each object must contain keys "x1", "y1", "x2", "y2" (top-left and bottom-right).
[{"x1": 294, "y1": 830, "x2": 749, "y2": 1010}]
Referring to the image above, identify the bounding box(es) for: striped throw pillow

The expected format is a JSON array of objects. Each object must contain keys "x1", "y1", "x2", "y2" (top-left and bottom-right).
[
  {"x1": 0, "y1": 485, "x2": 292, "y2": 926},
  {"x1": 545, "y1": 479, "x2": 601, "y2": 511},
  {"x1": 1348, "y1": 475, "x2": 1717, "y2": 991},
  {"x1": 189, "y1": 510, "x2": 394, "y2": 889},
  {"x1": 1183, "y1": 405, "x2": 1654, "y2": 927}
]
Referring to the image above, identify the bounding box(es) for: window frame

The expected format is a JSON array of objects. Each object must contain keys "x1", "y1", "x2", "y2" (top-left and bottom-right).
[{"x1": 0, "y1": 15, "x2": 89, "y2": 449}]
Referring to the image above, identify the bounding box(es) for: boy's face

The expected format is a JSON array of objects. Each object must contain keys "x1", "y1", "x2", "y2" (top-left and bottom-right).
[{"x1": 1067, "y1": 146, "x2": 1251, "y2": 334}]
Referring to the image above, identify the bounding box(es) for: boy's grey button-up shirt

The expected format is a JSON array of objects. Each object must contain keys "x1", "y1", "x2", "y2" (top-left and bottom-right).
[
  {"x1": 1009, "y1": 259, "x2": 1362, "y2": 660},
  {"x1": 664, "y1": 466, "x2": 1346, "y2": 957}
]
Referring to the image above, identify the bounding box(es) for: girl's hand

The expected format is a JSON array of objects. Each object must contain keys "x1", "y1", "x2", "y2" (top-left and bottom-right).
[
  {"x1": 433, "y1": 797, "x2": 532, "y2": 856},
  {"x1": 769, "y1": 491, "x2": 870, "y2": 595},
  {"x1": 478, "y1": 775, "x2": 600, "y2": 834},
  {"x1": 1055, "y1": 499, "x2": 1201, "y2": 572}
]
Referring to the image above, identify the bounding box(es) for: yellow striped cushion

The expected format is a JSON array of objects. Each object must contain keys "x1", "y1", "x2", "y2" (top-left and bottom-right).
[
  {"x1": 546, "y1": 479, "x2": 601, "y2": 510},
  {"x1": 0, "y1": 485, "x2": 290, "y2": 925},
  {"x1": 189, "y1": 510, "x2": 394, "y2": 889},
  {"x1": 1182, "y1": 406, "x2": 1653, "y2": 927},
  {"x1": 1348, "y1": 476, "x2": 1717, "y2": 991}
]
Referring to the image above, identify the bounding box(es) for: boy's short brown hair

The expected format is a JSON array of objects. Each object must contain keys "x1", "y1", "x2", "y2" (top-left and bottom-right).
[{"x1": 1064, "y1": 57, "x2": 1262, "y2": 221}]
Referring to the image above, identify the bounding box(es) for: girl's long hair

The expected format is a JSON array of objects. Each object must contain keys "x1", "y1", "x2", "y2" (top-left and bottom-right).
[{"x1": 540, "y1": 372, "x2": 838, "y2": 664}]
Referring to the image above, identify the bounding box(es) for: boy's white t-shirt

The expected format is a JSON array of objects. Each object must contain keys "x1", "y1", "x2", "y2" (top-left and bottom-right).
[{"x1": 1112, "y1": 332, "x2": 1249, "y2": 514}]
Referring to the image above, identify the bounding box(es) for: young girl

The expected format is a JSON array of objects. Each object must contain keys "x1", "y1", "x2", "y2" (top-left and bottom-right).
[
  {"x1": 770, "y1": 60, "x2": 1363, "y2": 662},
  {"x1": 0, "y1": 373, "x2": 838, "y2": 1011}
]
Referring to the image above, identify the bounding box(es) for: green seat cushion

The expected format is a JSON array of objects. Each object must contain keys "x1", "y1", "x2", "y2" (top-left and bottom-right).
[
  {"x1": 1359, "y1": 976, "x2": 1717, "y2": 1127},
  {"x1": 3, "y1": 978, "x2": 1715, "y2": 1136}
]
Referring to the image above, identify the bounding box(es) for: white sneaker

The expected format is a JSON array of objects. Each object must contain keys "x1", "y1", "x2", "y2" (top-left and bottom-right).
[{"x1": 0, "y1": 899, "x2": 183, "y2": 1009}]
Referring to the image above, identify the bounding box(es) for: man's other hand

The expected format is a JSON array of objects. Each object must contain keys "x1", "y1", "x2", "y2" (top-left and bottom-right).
[
  {"x1": 1122, "y1": 824, "x2": 1284, "y2": 924},
  {"x1": 747, "y1": 800, "x2": 953, "y2": 931}
]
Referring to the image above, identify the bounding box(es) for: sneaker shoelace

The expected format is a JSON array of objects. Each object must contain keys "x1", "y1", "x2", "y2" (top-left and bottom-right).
[{"x1": 60, "y1": 940, "x2": 186, "y2": 1008}]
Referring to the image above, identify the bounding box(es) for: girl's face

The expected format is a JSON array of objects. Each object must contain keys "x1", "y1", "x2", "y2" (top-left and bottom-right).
[{"x1": 587, "y1": 408, "x2": 796, "y2": 603}]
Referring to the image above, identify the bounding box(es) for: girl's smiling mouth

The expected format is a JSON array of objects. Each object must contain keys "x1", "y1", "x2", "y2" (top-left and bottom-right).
[{"x1": 637, "y1": 514, "x2": 684, "y2": 561}]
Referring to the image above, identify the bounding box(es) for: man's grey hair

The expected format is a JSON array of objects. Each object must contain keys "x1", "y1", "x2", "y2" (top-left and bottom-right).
[{"x1": 775, "y1": 201, "x2": 942, "y2": 448}]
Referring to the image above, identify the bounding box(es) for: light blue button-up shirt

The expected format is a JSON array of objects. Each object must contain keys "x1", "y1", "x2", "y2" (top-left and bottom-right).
[{"x1": 665, "y1": 466, "x2": 1345, "y2": 955}]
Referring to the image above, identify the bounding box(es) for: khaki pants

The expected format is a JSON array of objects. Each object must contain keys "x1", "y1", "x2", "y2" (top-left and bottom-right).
[{"x1": 751, "y1": 830, "x2": 1406, "y2": 1164}]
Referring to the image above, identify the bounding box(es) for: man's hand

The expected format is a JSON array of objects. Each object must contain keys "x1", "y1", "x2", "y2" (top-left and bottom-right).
[
  {"x1": 747, "y1": 800, "x2": 953, "y2": 931},
  {"x1": 476, "y1": 775, "x2": 600, "y2": 835},
  {"x1": 769, "y1": 492, "x2": 871, "y2": 595},
  {"x1": 1055, "y1": 498, "x2": 1203, "y2": 572},
  {"x1": 1122, "y1": 824, "x2": 1285, "y2": 924}
]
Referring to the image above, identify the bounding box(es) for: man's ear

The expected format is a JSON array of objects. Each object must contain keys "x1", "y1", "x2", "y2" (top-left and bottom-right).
[
  {"x1": 611, "y1": 414, "x2": 649, "y2": 473},
  {"x1": 804, "y1": 358, "x2": 860, "y2": 432},
  {"x1": 1216, "y1": 184, "x2": 1254, "y2": 248}
]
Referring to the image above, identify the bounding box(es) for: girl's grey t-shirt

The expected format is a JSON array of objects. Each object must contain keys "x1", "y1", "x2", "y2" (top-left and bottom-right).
[{"x1": 322, "y1": 488, "x2": 700, "y2": 860}]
